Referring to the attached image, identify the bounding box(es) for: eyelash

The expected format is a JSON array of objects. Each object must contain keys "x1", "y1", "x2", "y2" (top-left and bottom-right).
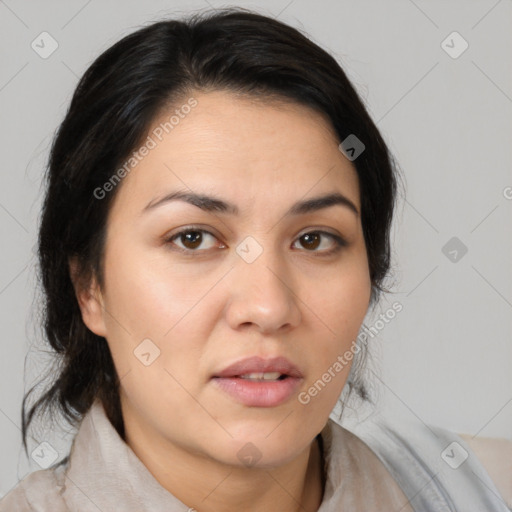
[{"x1": 164, "y1": 226, "x2": 347, "y2": 257}]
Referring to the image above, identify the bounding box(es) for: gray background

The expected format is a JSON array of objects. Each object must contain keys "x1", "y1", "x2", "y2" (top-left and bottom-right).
[{"x1": 1, "y1": 0, "x2": 511, "y2": 497}]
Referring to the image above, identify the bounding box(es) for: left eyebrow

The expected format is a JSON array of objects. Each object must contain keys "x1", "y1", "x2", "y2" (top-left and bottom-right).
[{"x1": 141, "y1": 190, "x2": 359, "y2": 217}]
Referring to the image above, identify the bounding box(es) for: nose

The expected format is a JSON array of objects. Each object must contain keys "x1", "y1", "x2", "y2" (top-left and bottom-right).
[{"x1": 224, "y1": 242, "x2": 302, "y2": 335}]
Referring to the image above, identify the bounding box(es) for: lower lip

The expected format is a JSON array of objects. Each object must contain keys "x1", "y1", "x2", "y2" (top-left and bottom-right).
[{"x1": 211, "y1": 376, "x2": 302, "y2": 407}]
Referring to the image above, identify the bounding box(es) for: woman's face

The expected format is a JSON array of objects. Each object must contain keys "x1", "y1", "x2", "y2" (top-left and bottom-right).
[{"x1": 76, "y1": 89, "x2": 371, "y2": 469}]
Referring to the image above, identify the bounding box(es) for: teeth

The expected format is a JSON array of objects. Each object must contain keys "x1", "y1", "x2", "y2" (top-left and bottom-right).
[{"x1": 239, "y1": 372, "x2": 283, "y2": 381}]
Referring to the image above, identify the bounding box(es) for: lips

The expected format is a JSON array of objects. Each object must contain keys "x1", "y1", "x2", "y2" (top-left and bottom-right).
[
  {"x1": 211, "y1": 355, "x2": 304, "y2": 407},
  {"x1": 212, "y1": 355, "x2": 303, "y2": 379}
]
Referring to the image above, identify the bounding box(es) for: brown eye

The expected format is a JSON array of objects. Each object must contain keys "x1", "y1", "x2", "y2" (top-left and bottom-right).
[
  {"x1": 179, "y1": 231, "x2": 203, "y2": 250},
  {"x1": 293, "y1": 231, "x2": 347, "y2": 255},
  {"x1": 166, "y1": 229, "x2": 221, "y2": 252},
  {"x1": 300, "y1": 232, "x2": 321, "y2": 250}
]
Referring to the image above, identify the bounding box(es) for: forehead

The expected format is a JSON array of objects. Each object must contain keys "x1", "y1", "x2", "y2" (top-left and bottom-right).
[{"x1": 108, "y1": 90, "x2": 360, "y2": 218}]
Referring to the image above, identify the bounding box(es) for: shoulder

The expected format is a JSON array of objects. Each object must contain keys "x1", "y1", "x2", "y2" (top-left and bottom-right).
[
  {"x1": 0, "y1": 467, "x2": 69, "y2": 512},
  {"x1": 457, "y1": 432, "x2": 512, "y2": 510},
  {"x1": 342, "y1": 412, "x2": 512, "y2": 511}
]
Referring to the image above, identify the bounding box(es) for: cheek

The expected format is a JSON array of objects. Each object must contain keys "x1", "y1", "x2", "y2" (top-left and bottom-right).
[
  {"x1": 312, "y1": 260, "x2": 371, "y2": 338},
  {"x1": 304, "y1": 262, "x2": 370, "y2": 385},
  {"x1": 103, "y1": 243, "x2": 204, "y2": 336},
  {"x1": 100, "y1": 267, "x2": 207, "y2": 422},
  {"x1": 100, "y1": 252, "x2": 212, "y2": 386}
]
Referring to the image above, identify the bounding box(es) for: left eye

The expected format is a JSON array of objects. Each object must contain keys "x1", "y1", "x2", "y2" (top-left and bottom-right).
[
  {"x1": 292, "y1": 231, "x2": 345, "y2": 253},
  {"x1": 165, "y1": 228, "x2": 346, "y2": 254}
]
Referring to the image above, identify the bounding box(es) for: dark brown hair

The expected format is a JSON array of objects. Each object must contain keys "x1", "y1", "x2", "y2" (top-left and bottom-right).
[{"x1": 23, "y1": 7, "x2": 402, "y2": 457}]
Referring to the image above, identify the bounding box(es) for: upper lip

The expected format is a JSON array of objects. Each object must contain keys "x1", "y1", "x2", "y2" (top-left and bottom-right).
[{"x1": 212, "y1": 356, "x2": 303, "y2": 379}]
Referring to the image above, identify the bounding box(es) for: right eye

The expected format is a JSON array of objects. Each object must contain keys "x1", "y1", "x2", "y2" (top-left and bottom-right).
[{"x1": 164, "y1": 227, "x2": 225, "y2": 254}]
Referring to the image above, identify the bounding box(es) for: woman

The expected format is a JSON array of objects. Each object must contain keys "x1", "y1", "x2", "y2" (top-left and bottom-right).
[{"x1": 1, "y1": 8, "x2": 510, "y2": 511}]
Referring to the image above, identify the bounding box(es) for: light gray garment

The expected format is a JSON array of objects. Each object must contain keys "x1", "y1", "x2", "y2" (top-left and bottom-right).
[
  {"x1": 343, "y1": 413, "x2": 511, "y2": 511},
  {"x1": 0, "y1": 400, "x2": 509, "y2": 511}
]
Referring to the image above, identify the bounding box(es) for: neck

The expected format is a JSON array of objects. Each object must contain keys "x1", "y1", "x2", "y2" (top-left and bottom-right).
[{"x1": 123, "y1": 408, "x2": 325, "y2": 512}]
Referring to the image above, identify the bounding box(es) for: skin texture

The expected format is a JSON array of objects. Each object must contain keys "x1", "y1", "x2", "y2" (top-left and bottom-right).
[{"x1": 71, "y1": 89, "x2": 372, "y2": 512}]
